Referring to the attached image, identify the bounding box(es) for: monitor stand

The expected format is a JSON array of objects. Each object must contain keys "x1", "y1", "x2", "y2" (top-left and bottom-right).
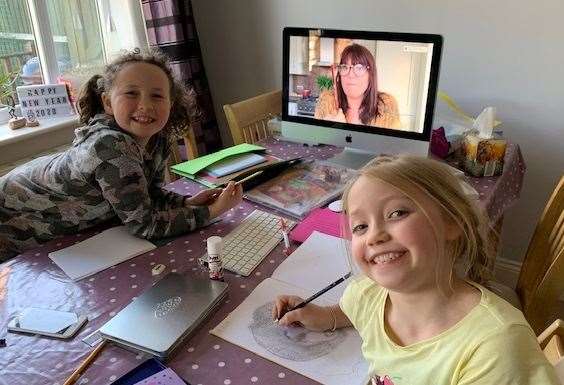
[{"x1": 326, "y1": 147, "x2": 376, "y2": 170}]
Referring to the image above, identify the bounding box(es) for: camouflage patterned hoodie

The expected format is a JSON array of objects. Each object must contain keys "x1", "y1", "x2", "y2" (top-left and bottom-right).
[{"x1": 0, "y1": 114, "x2": 209, "y2": 261}]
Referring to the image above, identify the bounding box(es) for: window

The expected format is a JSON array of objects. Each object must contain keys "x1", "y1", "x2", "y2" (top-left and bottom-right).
[
  {"x1": 0, "y1": 0, "x2": 147, "y2": 120},
  {"x1": 0, "y1": 0, "x2": 39, "y2": 104}
]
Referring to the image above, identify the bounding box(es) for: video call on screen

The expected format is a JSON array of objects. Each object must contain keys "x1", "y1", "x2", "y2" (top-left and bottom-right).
[{"x1": 286, "y1": 32, "x2": 435, "y2": 134}]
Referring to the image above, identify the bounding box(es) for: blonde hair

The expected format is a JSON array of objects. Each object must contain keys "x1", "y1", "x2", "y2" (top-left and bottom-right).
[
  {"x1": 341, "y1": 155, "x2": 495, "y2": 287},
  {"x1": 76, "y1": 48, "x2": 200, "y2": 139}
]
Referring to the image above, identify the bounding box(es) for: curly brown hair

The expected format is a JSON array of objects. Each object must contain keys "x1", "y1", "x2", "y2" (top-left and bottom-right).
[{"x1": 76, "y1": 48, "x2": 200, "y2": 139}]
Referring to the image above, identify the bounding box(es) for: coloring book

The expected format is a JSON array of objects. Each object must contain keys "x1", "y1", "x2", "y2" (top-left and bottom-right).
[{"x1": 244, "y1": 160, "x2": 356, "y2": 219}]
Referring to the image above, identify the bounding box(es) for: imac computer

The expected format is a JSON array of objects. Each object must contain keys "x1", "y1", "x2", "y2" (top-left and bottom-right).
[{"x1": 282, "y1": 27, "x2": 443, "y2": 168}]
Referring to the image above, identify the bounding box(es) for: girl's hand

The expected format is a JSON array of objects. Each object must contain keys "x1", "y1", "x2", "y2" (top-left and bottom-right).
[
  {"x1": 272, "y1": 295, "x2": 334, "y2": 332},
  {"x1": 326, "y1": 108, "x2": 347, "y2": 123},
  {"x1": 185, "y1": 188, "x2": 222, "y2": 206},
  {"x1": 208, "y1": 182, "x2": 243, "y2": 219}
]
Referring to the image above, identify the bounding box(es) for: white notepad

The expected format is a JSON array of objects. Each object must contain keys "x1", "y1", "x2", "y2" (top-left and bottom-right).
[{"x1": 48, "y1": 226, "x2": 155, "y2": 281}]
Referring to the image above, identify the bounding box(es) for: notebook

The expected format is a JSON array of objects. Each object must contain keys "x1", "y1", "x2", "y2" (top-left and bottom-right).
[
  {"x1": 171, "y1": 143, "x2": 265, "y2": 176},
  {"x1": 48, "y1": 226, "x2": 156, "y2": 281},
  {"x1": 133, "y1": 368, "x2": 186, "y2": 385},
  {"x1": 205, "y1": 153, "x2": 266, "y2": 177},
  {"x1": 289, "y1": 207, "x2": 345, "y2": 243},
  {"x1": 100, "y1": 272, "x2": 228, "y2": 359},
  {"x1": 113, "y1": 358, "x2": 191, "y2": 385}
]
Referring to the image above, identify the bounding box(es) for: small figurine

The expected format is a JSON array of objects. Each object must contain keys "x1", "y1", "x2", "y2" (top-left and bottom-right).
[
  {"x1": 25, "y1": 111, "x2": 39, "y2": 127},
  {"x1": 6, "y1": 96, "x2": 26, "y2": 130}
]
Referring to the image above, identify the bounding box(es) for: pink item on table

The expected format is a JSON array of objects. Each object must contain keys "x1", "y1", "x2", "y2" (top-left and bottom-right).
[
  {"x1": 289, "y1": 208, "x2": 345, "y2": 243},
  {"x1": 134, "y1": 367, "x2": 185, "y2": 385},
  {"x1": 430, "y1": 126, "x2": 450, "y2": 159}
]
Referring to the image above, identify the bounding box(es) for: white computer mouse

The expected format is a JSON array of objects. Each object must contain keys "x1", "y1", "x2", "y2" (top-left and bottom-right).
[{"x1": 328, "y1": 200, "x2": 343, "y2": 212}]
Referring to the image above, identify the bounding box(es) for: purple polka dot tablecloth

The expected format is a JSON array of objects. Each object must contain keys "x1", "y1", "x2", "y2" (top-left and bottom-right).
[{"x1": 0, "y1": 138, "x2": 524, "y2": 385}]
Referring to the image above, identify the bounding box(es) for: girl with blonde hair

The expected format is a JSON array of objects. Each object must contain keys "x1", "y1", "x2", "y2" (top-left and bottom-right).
[{"x1": 273, "y1": 155, "x2": 558, "y2": 384}]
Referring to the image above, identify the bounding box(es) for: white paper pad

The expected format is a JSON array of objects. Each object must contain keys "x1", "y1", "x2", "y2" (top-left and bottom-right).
[
  {"x1": 49, "y1": 226, "x2": 155, "y2": 281},
  {"x1": 211, "y1": 279, "x2": 369, "y2": 385},
  {"x1": 272, "y1": 231, "x2": 354, "y2": 302}
]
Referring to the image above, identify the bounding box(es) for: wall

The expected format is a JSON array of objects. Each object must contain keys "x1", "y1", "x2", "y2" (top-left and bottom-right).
[{"x1": 192, "y1": 0, "x2": 564, "y2": 264}]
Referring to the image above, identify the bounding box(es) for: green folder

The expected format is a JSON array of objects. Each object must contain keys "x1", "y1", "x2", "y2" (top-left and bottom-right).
[{"x1": 170, "y1": 143, "x2": 265, "y2": 182}]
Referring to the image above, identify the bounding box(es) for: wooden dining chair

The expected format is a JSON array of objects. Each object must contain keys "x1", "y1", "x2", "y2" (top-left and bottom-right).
[
  {"x1": 223, "y1": 90, "x2": 281, "y2": 145},
  {"x1": 538, "y1": 319, "x2": 564, "y2": 365},
  {"x1": 487, "y1": 176, "x2": 564, "y2": 334},
  {"x1": 166, "y1": 128, "x2": 199, "y2": 183},
  {"x1": 538, "y1": 319, "x2": 564, "y2": 382},
  {"x1": 517, "y1": 176, "x2": 564, "y2": 334}
]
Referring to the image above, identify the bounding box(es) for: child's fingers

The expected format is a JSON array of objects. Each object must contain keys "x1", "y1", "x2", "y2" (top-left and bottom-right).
[
  {"x1": 221, "y1": 182, "x2": 234, "y2": 196},
  {"x1": 272, "y1": 295, "x2": 298, "y2": 321},
  {"x1": 272, "y1": 301, "x2": 284, "y2": 320},
  {"x1": 207, "y1": 188, "x2": 222, "y2": 196},
  {"x1": 278, "y1": 308, "x2": 302, "y2": 326},
  {"x1": 233, "y1": 183, "x2": 243, "y2": 197}
]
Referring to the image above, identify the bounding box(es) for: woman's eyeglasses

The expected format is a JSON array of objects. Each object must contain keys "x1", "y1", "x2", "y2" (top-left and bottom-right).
[{"x1": 336, "y1": 63, "x2": 369, "y2": 76}]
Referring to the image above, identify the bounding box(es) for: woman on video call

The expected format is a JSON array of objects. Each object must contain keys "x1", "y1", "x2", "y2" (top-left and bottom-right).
[{"x1": 315, "y1": 43, "x2": 400, "y2": 129}]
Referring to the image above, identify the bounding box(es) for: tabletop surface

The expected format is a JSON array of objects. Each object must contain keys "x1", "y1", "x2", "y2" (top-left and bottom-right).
[{"x1": 0, "y1": 138, "x2": 525, "y2": 385}]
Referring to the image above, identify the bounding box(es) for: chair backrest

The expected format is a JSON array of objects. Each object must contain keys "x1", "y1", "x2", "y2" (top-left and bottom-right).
[
  {"x1": 538, "y1": 319, "x2": 564, "y2": 374},
  {"x1": 517, "y1": 176, "x2": 564, "y2": 334},
  {"x1": 166, "y1": 129, "x2": 199, "y2": 183},
  {"x1": 223, "y1": 90, "x2": 281, "y2": 145}
]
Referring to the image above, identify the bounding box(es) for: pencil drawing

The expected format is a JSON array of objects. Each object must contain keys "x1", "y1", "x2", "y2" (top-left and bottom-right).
[{"x1": 249, "y1": 302, "x2": 346, "y2": 361}]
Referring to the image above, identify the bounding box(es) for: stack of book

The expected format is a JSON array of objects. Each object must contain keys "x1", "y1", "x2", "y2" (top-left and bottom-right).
[{"x1": 170, "y1": 143, "x2": 300, "y2": 189}]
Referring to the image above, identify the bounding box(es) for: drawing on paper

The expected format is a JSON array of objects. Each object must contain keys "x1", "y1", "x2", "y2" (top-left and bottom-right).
[{"x1": 248, "y1": 302, "x2": 346, "y2": 361}]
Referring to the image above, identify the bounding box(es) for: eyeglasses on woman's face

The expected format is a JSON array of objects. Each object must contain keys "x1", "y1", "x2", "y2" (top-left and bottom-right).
[{"x1": 336, "y1": 63, "x2": 369, "y2": 77}]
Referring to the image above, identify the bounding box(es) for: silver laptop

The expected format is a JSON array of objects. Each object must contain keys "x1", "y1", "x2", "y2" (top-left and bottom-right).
[{"x1": 100, "y1": 273, "x2": 228, "y2": 358}]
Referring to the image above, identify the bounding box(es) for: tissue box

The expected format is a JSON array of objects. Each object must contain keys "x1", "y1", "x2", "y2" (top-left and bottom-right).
[{"x1": 461, "y1": 134, "x2": 507, "y2": 177}]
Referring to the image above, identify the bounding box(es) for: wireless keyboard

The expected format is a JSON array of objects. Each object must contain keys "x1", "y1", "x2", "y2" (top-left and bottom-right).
[{"x1": 200, "y1": 209, "x2": 295, "y2": 276}]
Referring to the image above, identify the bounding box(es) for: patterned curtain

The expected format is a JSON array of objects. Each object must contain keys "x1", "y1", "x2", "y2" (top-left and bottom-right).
[{"x1": 141, "y1": 0, "x2": 222, "y2": 154}]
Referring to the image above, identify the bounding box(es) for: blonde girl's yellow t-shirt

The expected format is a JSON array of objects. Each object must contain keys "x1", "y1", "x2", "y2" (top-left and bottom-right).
[{"x1": 340, "y1": 277, "x2": 560, "y2": 385}]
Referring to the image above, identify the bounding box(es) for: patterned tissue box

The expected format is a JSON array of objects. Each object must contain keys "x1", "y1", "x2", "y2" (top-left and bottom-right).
[{"x1": 461, "y1": 134, "x2": 507, "y2": 177}]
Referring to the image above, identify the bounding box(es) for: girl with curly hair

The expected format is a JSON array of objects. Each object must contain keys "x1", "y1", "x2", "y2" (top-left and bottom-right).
[{"x1": 0, "y1": 49, "x2": 242, "y2": 261}]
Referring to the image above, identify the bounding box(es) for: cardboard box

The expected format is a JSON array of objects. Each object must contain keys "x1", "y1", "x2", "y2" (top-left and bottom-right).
[{"x1": 462, "y1": 134, "x2": 507, "y2": 177}]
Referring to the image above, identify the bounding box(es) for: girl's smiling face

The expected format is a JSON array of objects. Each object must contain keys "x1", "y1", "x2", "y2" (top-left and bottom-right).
[
  {"x1": 102, "y1": 62, "x2": 171, "y2": 142},
  {"x1": 346, "y1": 176, "x2": 458, "y2": 293}
]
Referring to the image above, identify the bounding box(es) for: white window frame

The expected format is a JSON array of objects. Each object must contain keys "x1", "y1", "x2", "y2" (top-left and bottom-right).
[
  {"x1": 27, "y1": 0, "x2": 61, "y2": 84},
  {"x1": 25, "y1": 0, "x2": 149, "y2": 85}
]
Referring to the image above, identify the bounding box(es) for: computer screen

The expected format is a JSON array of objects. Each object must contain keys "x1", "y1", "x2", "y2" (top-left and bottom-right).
[{"x1": 281, "y1": 28, "x2": 443, "y2": 167}]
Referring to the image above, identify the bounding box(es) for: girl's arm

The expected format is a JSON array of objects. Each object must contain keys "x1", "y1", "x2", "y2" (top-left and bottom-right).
[{"x1": 93, "y1": 135, "x2": 210, "y2": 239}]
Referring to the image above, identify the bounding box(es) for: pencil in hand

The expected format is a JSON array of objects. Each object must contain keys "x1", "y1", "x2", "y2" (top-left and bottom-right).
[
  {"x1": 234, "y1": 170, "x2": 263, "y2": 186},
  {"x1": 277, "y1": 272, "x2": 351, "y2": 321}
]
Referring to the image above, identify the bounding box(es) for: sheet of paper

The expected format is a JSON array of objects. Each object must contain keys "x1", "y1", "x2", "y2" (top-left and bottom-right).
[
  {"x1": 49, "y1": 226, "x2": 155, "y2": 281},
  {"x1": 211, "y1": 278, "x2": 369, "y2": 385},
  {"x1": 133, "y1": 368, "x2": 186, "y2": 385},
  {"x1": 272, "y1": 231, "x2": 354, "y2": 303}
]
